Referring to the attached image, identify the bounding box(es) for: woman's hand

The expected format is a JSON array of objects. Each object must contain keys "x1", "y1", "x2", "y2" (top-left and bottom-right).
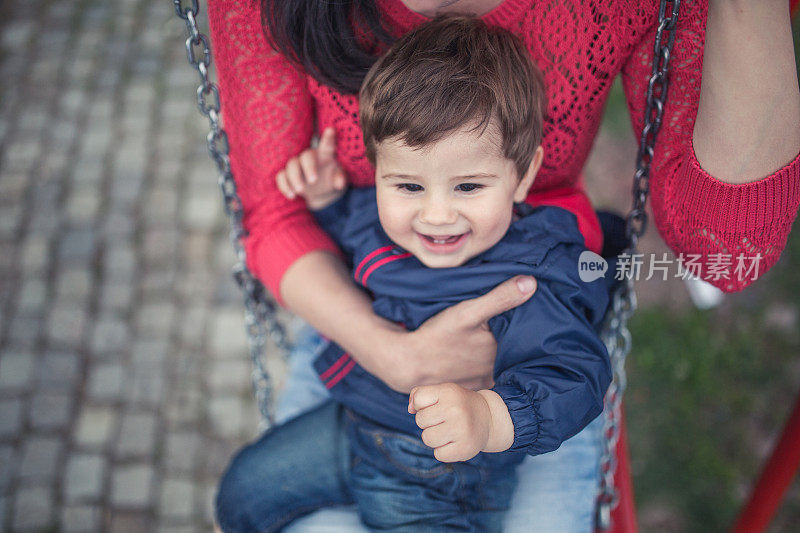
[
  {"x1": 281, "y1": 252, "x2": 537, "y2": 395},
  {"x1": 390, "y1": 275, "x2": 538, "y2": 392}
]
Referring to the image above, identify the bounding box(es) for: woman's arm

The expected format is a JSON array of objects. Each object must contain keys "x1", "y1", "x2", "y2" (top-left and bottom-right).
[
  {"x1": 280, "y1": 250, "x2": 538, "y2": 393},
  {"x1": 694, "y1": 0, "x2": 800, "y2": 183},
  {"x1": 207, "y1": 0, "x2": 344, "y2": 302},
  {"x1": 620, "y1": 0, "x2": 800, "y2": 292}
]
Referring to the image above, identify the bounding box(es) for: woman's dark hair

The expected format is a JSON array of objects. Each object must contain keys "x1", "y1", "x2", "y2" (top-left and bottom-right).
[{"x1": 261, "y1": 0, "x2": 394, "y2": 94}]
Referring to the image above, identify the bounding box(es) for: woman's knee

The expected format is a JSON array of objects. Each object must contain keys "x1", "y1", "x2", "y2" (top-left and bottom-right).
[{"x1": 504, "y1": 416, "x2": 603, "y2": 532}]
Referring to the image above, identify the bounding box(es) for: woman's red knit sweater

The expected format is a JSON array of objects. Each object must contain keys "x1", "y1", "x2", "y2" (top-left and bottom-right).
[{"x1": 207, "y1": 0, "x2": 800, "y2": 303}]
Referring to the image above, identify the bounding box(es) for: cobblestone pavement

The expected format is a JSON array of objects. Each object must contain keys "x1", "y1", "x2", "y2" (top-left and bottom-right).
[{"x1": 0, "y1": 0, "x2": 300, "y2": 530}]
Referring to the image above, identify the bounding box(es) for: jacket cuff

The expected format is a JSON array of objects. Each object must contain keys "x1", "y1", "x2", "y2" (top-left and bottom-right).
[
  {"x1": 311, "y1": 194, "x2": 348, "y2": 232},
  {"x1": 492, "y1": 383, "x2": 539, "y2": 453},
  {"x1": 245, "y1": 217, "x2": 345, "y2": 307}
]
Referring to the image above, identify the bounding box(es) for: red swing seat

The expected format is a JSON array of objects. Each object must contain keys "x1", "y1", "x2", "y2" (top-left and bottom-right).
[{"x1": 601, "y1": 410, "x2": 637, "y2": 533}]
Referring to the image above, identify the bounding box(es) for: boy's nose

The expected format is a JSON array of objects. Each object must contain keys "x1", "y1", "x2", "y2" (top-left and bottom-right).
[{"x1": 418, "y1": 196, "x2": 458, "y2": 226}]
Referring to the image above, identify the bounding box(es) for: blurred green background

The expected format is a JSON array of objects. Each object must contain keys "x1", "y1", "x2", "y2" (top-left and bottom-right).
[{"x1": 592, "y1": 12, "x2": 800, "y2": 533}]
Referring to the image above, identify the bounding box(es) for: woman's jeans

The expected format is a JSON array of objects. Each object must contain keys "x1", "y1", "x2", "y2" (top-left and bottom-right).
[{"x1": 216, "y1": 325, "x2": 604, "y2": 532}]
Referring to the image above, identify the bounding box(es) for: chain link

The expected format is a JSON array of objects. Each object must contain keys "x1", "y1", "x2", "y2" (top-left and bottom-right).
[
  {"x1": 595, "y1": 0, "x2": 681, "y2": 529},
  {"x1": 173, "y1": 0, "x2": 291, "y2": 427}
]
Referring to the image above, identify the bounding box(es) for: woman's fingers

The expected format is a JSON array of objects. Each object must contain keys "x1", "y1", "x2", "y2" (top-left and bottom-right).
[
  {"x1": 398, "y1": 277, "x2": 535, "y2": 391},
  {"x1": 460, "y1": 275, "x2": 537, "y2": 327}
]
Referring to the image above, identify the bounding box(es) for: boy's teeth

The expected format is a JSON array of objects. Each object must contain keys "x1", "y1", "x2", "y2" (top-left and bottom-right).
[{"x1": 427, "y1": 234, "x2": 460, "y2": 244}]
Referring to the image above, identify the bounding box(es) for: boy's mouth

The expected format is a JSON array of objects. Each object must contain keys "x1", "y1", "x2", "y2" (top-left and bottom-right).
[
  {"x1": 417, "y1": 231, "x2": 470, "y2": 253},
  {"x1": 422, "y1": 234, "x2": 462, "y2": 244}
]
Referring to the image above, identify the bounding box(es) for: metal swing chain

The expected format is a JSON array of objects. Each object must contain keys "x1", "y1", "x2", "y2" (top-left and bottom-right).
[
  {"x1": 595, "y1": 0, "x2": 680, "y2": 530},
  {"x1": 173, "y1": 0, "x2": 291, "y2": 426}
]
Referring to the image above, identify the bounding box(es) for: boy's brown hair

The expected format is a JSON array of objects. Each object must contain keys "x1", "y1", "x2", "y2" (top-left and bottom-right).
[{"x1": 359, "y1": 15, "x2": 546, "y2": 180}]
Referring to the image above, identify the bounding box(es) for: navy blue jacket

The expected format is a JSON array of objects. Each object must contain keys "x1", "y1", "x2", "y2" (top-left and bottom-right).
[{"x1": 312, "y1": 187, "x2": 611, "y2": 458}]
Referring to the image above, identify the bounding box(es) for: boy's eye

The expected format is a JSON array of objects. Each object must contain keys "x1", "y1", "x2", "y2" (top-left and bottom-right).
[
  {"x1": 456, "y1": 183, "x2": 483, "y2": 193},
  {"x1": 397, "y1": 183, "x2": 423, "y2": 192}
]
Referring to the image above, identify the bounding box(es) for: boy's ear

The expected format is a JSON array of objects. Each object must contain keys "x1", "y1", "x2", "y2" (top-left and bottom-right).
[{"x1": 513, "y1": 146, "x2": 544, "y2": 203}]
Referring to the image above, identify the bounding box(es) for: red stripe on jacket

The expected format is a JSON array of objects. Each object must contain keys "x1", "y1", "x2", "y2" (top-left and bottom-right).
[
  {"x1": 325, "y1": 359, "x2": 357, "y2": 389},
  {"x1": 361, "y1": 253, "x2": 413, "y2": 286},
  {"x1": 319, "y1": 353, "x2": 351, "y2": 381},
  {"x1": 354, "y1": 245, "x2": 395, "y2": 282}
]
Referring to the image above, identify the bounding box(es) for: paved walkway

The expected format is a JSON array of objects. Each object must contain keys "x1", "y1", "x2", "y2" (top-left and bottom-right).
[{"x1": 0, "y1": 0, "x2": 299, "y2": 530}]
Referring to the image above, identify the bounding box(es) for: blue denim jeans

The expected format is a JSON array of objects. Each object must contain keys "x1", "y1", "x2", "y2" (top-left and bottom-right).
[
  {"x1": 216, "y1": 325, "x2": 604, "y2": 532},
  {"x1": 346, "y1": 406, "x2": 519, "y2": 531}
]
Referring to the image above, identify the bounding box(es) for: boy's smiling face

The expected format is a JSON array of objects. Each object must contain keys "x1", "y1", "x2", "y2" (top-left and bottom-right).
[{"x1": 375, "y1": 122, "x2": 541, "y2": 268}]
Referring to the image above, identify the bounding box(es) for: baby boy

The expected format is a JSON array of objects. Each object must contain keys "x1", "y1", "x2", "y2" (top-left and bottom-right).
[{"x1": 274, "y1": 15, "x2": 612, "y2": 532}]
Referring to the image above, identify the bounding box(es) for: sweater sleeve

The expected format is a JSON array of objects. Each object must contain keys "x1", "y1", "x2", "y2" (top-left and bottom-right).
[
  {"x1": 488, "y1": 245, "x2": 612, "y2": 456},
  {"x1": 620, "y1": 1, "x2": 800, "y2": 292},
  {"x1": 207, "y1": 0, "x2": 344, "y2": 305}
]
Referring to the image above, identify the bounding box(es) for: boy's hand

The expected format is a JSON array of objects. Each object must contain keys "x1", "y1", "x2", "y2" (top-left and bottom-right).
[
  {"x1": 276, "y1": 127, "x2": 347, "y2": 211},
  {"x1": 408, "y1": 383, "x2": 514, "y2": 463}
]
